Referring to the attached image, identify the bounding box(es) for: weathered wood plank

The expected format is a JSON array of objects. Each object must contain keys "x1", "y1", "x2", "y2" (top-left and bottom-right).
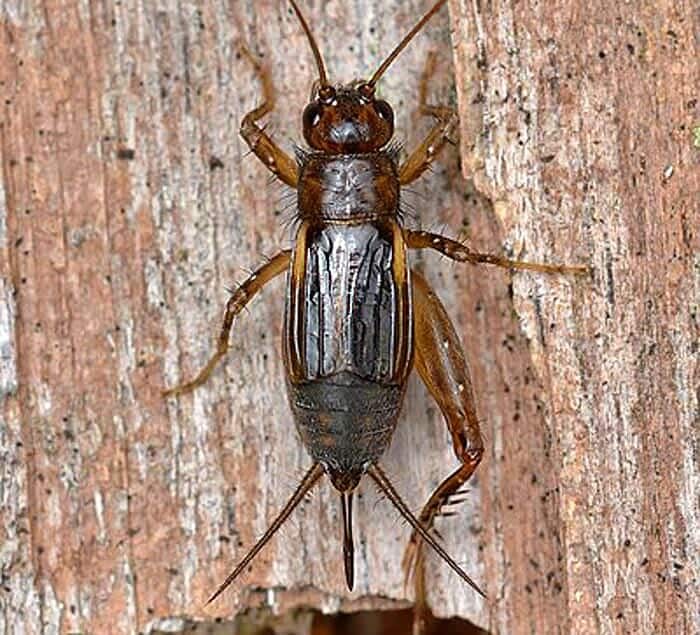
[
  {"x1": 0, "y1": 1, "x2": 481, "y2": 632},
  {"x1": 1, "y1": 1, "x2": 697, "y2": 634},
  {"x1": 451, "y1": 0, "x2": 699, "y2": 633}
]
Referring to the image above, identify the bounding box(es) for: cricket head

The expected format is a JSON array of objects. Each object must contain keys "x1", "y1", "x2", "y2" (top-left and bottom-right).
[
  {"x1": 290, "y1": 0, "x2": 447, "y2": 154},
  {"x1": 302, "y1": 82, "x2": 394, "y2": 154}
]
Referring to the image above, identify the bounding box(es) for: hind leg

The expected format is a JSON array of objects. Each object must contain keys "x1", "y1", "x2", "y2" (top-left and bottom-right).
[{"x1": 406, "y1": 270, "x2": 486, "y2": 633}]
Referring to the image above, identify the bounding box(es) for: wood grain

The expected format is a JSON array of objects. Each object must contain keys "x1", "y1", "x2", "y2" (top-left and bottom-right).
[
  {"x1": 450, "y1": 0, "x2": 700, "y2": 633},
  {"x1": 0, "y1": 1, "x2": 697, "y2": 634}
]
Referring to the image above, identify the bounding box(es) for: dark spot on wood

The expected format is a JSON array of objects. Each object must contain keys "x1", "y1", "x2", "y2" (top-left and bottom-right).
[{"x1": 209, "y1": 155, "x2": 224, "y2": 170}]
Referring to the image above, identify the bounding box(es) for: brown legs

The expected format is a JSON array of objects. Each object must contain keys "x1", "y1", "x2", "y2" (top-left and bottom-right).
[
  {"x1": 406, "y1": 270, "x2": 485, "y2": 630},
  {"x1": 404, "y1": 226, "x2": 586, "y2": 628},
  {"x1": 399, "y1": 52, "x2": 458, "y2": 185},
  {"x1": 164, "y1": 49, "x2": 297, "y2": 398},
  {"x1": 163, "y1": 251, "x2": 291, "y2": 397},
  {"x1": 239, "y1": 47, "x2": 299, "y2": 187},
  {"x1": 406, "y1": 229, "x2": 590, "y2": 275},
  {"x1": 399, "y1": 54, "x2": 588, "y2": 276}
]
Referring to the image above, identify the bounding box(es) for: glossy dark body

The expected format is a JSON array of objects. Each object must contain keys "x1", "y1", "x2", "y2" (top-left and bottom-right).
[{"x1": 284, "y1": 147, "x2": 412, "y2": 491}]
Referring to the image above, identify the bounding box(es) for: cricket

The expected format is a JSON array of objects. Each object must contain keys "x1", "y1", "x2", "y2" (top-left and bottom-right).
[{"x1": 163, "y1": 0, "x2": 587, "y2": 631}]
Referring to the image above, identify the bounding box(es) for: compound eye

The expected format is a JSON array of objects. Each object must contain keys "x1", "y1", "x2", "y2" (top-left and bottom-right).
[
  {"x1": 318, "y1": 85, "x2": 336, "y2": 104},
  {"x1": 303, "y1": 102, "x2": 322, "y2": 129},
  {"x1": 375, "y1": 100, "x2": 394, "y2": 125},
  {"x1": 357, "y1": 82, "x2": 375, "y2": 101}
]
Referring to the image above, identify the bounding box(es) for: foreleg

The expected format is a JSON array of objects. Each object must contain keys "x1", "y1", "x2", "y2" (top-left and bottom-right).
[
  {"x1": 239, "y1": 47, "x2": 298, "y2": 187},
  {"x1": 399, "y1": 52, "x2": 458, "y2": 185}
]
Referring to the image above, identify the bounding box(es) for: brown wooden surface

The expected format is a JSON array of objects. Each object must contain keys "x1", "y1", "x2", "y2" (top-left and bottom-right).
[
  {"x1": 450, "y1": 1, "x2": 699, "y2": 632},
  {"x1": 0, "y1": 1, "x2": 697, "y2": 634}
]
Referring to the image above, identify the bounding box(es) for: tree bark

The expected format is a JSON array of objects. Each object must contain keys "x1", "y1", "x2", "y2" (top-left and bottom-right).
[{"x1": 0, "y1": 1, "x2": 697, "y2": 634}]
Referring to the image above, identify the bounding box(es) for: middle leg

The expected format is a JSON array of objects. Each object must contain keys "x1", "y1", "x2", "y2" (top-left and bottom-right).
[
  {"x1": 163, "y1": 250, "x2": 291, "y2": 397},
  {"x1": 406, "y1": 228, "x2": 590, "y2": 275}
]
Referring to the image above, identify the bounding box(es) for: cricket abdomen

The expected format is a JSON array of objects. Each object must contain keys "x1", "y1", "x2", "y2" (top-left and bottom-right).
[
  {"x1": 288, "y1": 372, "x2": 405, "y2": 491},
  {"x1": 283, "y1": 219, "x2": 413, "y2": 489}
]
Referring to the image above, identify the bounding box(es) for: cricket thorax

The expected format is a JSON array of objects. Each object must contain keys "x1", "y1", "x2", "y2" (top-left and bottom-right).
[{"x1": 297, "y1": 151, "x2": 400, "y2": 222}]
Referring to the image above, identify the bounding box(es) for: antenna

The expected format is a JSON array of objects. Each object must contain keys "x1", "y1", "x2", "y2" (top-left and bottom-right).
[
  {"x1": 206, "y1": 463, "x2": 324, "y2": 605},
  {"x1": 289, "y1": 0, "x2": 330, "y2": 87},
  {"x1": 368, "y1": 0, "x2": 447, "y2": 88},
  {"x1": 367, "y1": 464, "x2": 486, "y2": 598}
]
